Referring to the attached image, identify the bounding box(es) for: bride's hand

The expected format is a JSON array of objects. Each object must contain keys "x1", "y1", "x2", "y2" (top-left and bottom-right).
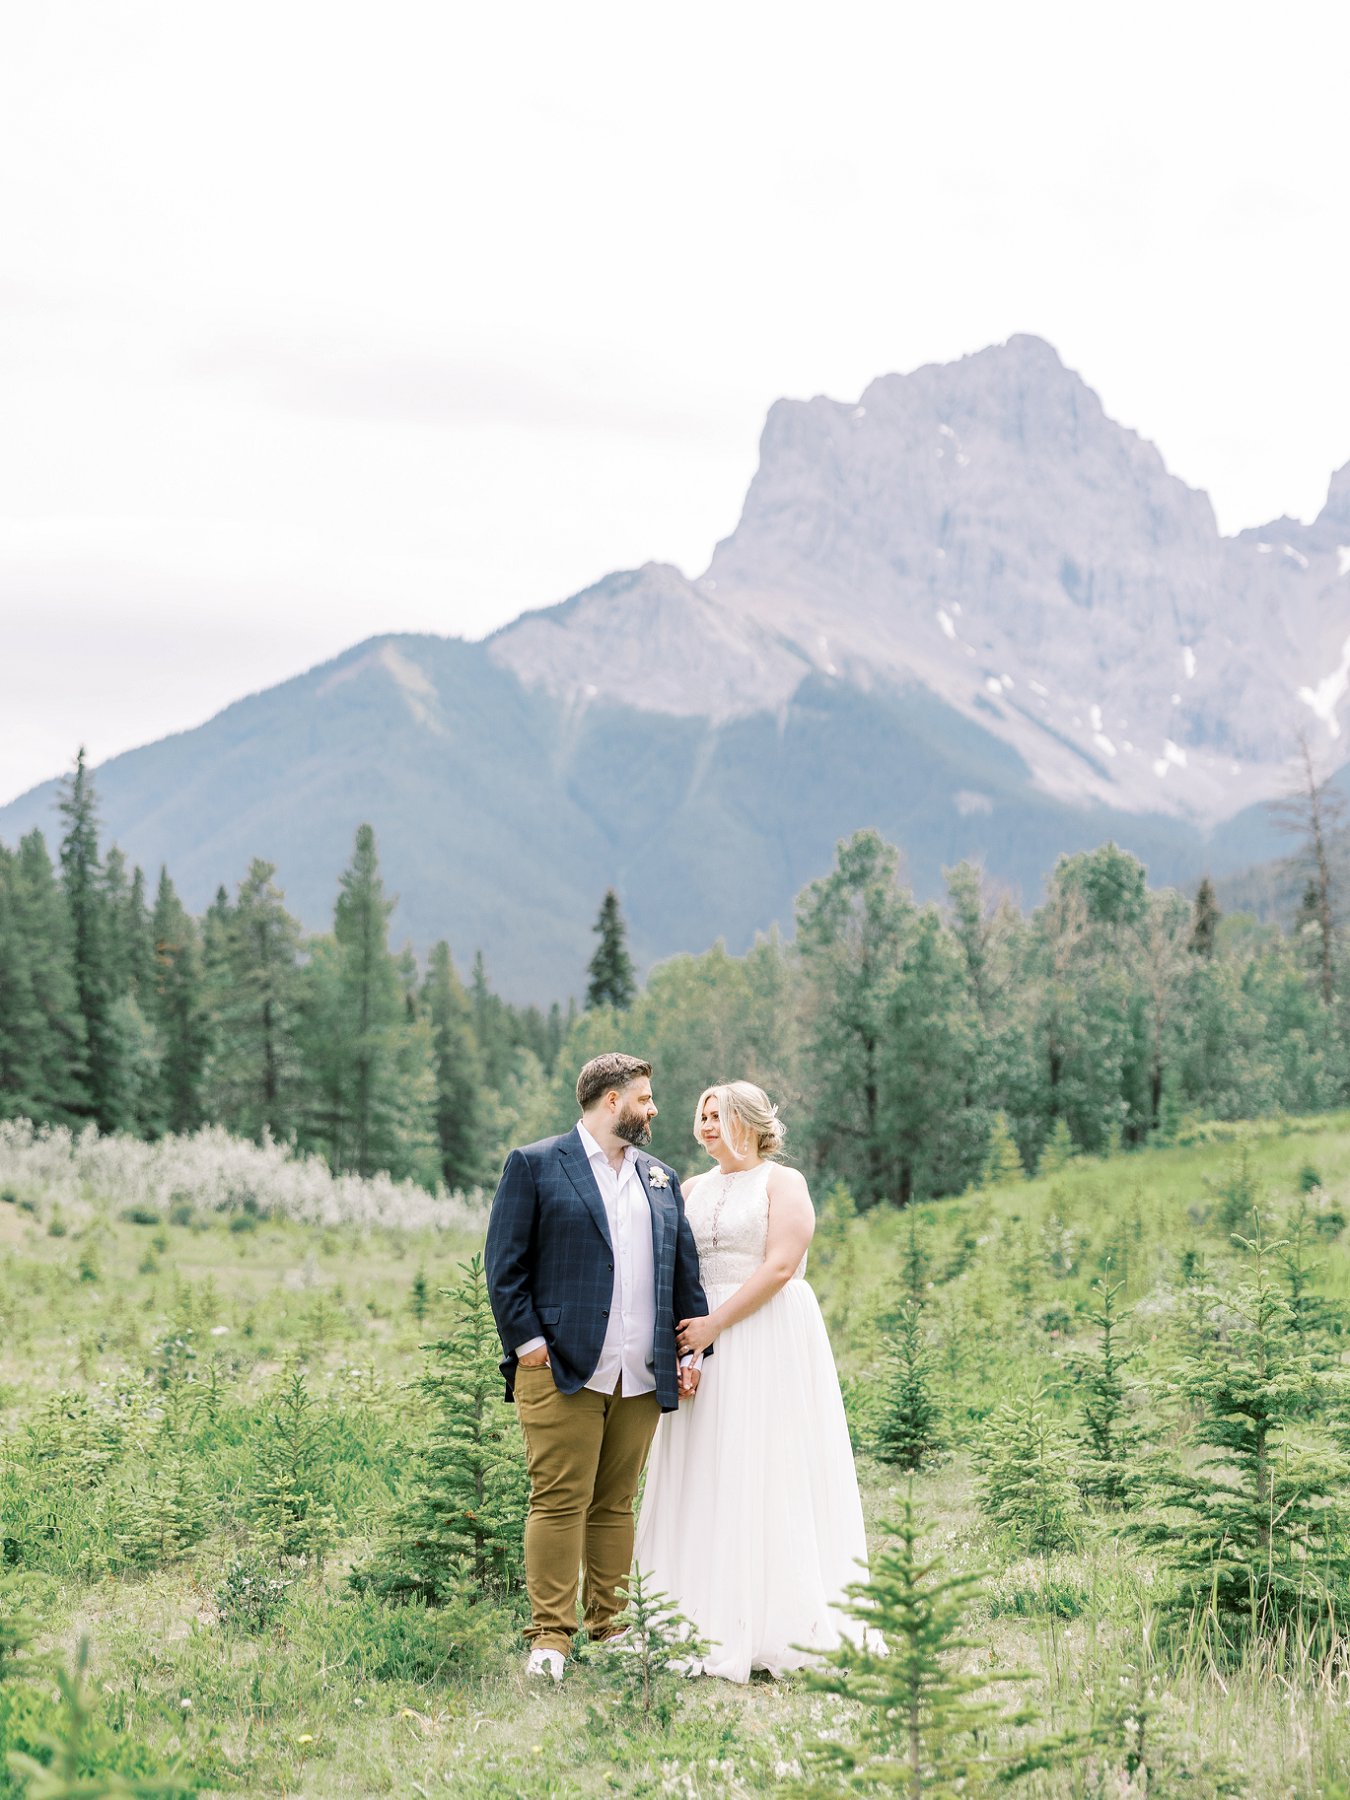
[{"x1": 677, "y1": 1314, "x2": 716, "y2": 1355}]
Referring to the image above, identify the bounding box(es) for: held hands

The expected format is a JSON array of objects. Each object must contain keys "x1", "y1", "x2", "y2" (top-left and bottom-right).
[
  {"x1": 677, "y1": 1314, "x2": 717, "y2": 1356},
  {"x1": 678, "y1": 1363, "x2": 701, "y2": 1401}
]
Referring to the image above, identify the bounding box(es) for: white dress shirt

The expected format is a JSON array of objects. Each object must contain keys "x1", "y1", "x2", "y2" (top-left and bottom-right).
[{"x1": 576, "y1": 1122, "x2": 657, "y2": 1396}]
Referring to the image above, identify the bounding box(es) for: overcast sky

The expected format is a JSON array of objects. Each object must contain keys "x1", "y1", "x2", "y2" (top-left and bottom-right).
[{"x1": 2, "y1": 0, "x2": 1348, "y2": 806}]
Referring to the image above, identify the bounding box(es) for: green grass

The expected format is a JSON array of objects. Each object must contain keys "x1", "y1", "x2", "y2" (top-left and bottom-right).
[{"x1": 6, "y1": 1116, "x2": 1350, "y2": 1794}]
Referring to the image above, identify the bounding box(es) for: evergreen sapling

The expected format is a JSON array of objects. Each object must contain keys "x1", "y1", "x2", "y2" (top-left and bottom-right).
[
  {"x1": 1139, "y1": 1227, "x2": 1350, "y2": 1642},
  {"x1": 801, "y1": 1495, "x2": 1066, "y2": 1796},
  {"x1": 354, "y1": 1253, "x2": 527, "y2": 1603},
  {"x1": 976, "y1": 1384, "x2": 1082, "y2": 1554}
]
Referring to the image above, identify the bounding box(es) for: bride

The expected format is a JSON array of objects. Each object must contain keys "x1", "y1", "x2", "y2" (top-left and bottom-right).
[{"x1": 633, "y1": 1080, "x2": 868, "y2": 1682}]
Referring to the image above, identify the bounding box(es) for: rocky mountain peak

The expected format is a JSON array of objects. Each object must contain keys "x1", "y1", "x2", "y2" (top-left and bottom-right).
[
  {"x1": 491, "y1": 338, "x2": 1350, "y2": 825},
  {"x1": 1320, "y1": 461, "x2": 1350, "y2": 531}
]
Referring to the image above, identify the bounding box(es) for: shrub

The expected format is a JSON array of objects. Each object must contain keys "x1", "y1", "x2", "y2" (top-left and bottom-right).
[
  {"x1": 214, "y1": 1553, "x2": 289, "y2": 1634},
  {"x1": 118, "y1": 1207, "x2": 162, "y2": 1227}
]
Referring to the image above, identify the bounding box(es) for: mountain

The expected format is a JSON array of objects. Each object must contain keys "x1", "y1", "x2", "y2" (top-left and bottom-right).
[{"x1": 2, "y1": 336, "x2": 1347, "y2": 999}]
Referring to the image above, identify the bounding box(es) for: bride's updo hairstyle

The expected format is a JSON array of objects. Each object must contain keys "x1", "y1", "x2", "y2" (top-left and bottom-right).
[{"x1": 694, "y1": 1080, "x2": 787, "y2": 1161}]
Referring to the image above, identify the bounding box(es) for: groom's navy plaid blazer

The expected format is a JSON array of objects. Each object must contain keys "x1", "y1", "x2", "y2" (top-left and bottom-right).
[{"x1": 484, "y1": 1126, "x2": 709, "y2": 1413}]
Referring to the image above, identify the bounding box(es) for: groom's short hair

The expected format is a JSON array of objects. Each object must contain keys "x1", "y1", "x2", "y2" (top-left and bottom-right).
[{"x1": 576, "y1": 1053, "x2": 652, "y2": 1111}]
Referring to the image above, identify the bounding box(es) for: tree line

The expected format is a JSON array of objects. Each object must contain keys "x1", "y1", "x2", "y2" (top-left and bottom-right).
[
  {"x1": 1, "y1": 749, "x2": 1345, "y2": 1204},
  {"x1": 0, "y1": 752, "x2": 572, "y2": 1190}
]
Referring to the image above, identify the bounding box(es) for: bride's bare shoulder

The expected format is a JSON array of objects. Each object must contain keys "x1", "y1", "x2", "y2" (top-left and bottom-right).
[
  {"x1": 765, "y1": 1163, "x2": 813, "y2": 1211},
  {"x1": 682, "y1": 1170, "x2": 706, "y2": 1196}
]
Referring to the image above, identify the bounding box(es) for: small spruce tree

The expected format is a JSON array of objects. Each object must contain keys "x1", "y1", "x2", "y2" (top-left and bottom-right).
[
  {"x1": 982, "y1": 1112, "x2": 1025, "y2": 1188},
  {"x1": 246, "y1": 1364, "x2": 337, "y2": 1569},
  {"x1": 1074, "y1": 1279, "x2": 1139, "y2": 1506},
  {"x1": 875, "y1": 1301, "x2": 943, "y2": 1472},
  {"x1": 596, "y1": 1567, "x2": 714, "y2": 1726},
  {"x1": 114, "y1": 1409, "x2": 208, "y2": 1568},
  {"x1": 976, "y1": 1385, "x2": 1082, "y2": 1554},
  {"x1": 802, "y1": 1495, "x2": 1062, "y2": 1795},
  {"x1": 1139, "y1": 1227, "x2": 1350, "y2": 1641},
  {"x1": 1038, "y1": 1117, "x2": 1077, "y2": 1177},
  {"x1": 353, "y1": 1253, "x2": 527, "y2": 1602}
]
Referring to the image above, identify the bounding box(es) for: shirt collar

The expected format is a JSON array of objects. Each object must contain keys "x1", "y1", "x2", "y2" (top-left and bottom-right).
[{"x1": 577, "y1": 1120, "x2": 638, "y2": 1167}]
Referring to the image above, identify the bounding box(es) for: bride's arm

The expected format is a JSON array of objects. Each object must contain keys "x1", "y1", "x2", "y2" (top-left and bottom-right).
[{"x1": 676, "y1": 1167, "x2": 814, "y2": 1353}]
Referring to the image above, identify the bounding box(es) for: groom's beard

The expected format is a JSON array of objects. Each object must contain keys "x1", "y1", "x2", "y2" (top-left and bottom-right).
[{"x1": 614, "y1": 1105, "x2": 653, "y2": 1148}]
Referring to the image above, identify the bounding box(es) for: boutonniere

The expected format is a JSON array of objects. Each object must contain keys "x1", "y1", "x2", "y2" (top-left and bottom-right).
[{"x1": 646, "y1": 1166, "x2": 670, "y2": 1189}]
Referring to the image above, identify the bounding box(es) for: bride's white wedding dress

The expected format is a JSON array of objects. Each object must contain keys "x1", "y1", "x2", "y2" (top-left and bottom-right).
[{"x1": 634, "y1": 1162, "x2": 868, "y2": 1682}]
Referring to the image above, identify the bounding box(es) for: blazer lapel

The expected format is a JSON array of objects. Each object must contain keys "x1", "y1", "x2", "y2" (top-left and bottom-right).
[
  {"x1": 558, "y1": 1126, "x2": 613, "y2": 1251},
  {"x1": 636, "y1": 1157, "x2": 670, "y2": 1252}
]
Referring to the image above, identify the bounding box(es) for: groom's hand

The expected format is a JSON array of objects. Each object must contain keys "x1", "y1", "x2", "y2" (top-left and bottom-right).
[{"x1": 518, "y1": 1346, "x2": 551, "y2": 1368}]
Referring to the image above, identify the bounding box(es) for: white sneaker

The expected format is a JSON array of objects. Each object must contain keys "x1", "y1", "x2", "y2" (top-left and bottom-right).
[{"x1": 525, "y1": 1647, "x2": 565, "y2": 1684}]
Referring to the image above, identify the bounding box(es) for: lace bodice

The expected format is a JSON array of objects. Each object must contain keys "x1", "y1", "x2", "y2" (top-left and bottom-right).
[{"x1": 685, "y1": 1162, "x2": 808, "y2": 1286}]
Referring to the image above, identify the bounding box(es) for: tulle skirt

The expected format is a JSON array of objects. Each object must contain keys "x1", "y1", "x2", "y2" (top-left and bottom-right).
[{"x1": 634, "y1": 1278, "x2": 869, "y2": 1683}]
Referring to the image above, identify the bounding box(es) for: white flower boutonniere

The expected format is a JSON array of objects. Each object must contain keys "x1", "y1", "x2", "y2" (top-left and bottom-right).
[{"x1": 647, "y1": 1166, "x2": 670, "y2": 1189}]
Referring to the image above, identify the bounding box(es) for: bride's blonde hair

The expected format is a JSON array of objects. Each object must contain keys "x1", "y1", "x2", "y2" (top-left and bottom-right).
[{"x1": 693, "y1": 1080, "x2": 787, "y2": 1161}]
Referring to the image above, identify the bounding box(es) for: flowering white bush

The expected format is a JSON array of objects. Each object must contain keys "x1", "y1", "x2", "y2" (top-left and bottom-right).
[{"x1": 0, "y1": 1118, "x2": 486, "y2": 1234}]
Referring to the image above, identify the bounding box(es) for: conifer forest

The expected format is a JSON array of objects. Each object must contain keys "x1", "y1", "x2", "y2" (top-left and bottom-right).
[{"x1": 6, "y1": 753, "x2": 1350, "y2": 1794}]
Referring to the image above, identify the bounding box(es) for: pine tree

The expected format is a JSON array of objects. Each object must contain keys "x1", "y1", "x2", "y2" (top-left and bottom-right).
[
  {"x1": 1075, "y1": 1280, "x2": 1139, "y2": 1506},
  {"x1": 353, "y1": 1254, "x2": 527, "y2": 1602},
  {"x1": 331, "y1": 825, "x2": 402, "y2": 1174},
  {"x1": 0, "y1": 846, "x2": 45, "y2": 1119},
  {"x1": 802, "y1": 1495, "x2": 1055, "y2": 1795},
  {"x1": 982, "y1": 1112, "x2": 1025, "y2": 1188},
  {"x1": 115, "y1": 1422, "x2": 208, "y2": 1567},
  {"x1": 246, "y1": 1365, "x2": 337, "y2": 1568},
  {"x1": 206, "y1": 859, "x2": 302, "y2": 1141},
  {"x1": 586, "y1": 888, "x2": 637, "y2": 1011},
  {"x1": 1270, "y1": 731, "x2": 1344, "y2": 1005},
  {"x1": 1037, "y1": 1117, "x2": 1077, "y2": 1176},
  {"x1": 58, "y1": 748, "x2": 117, "y2": 1130},
  {"x1": 12, "y1": 831, "x2": 89, "y2": 1123},
  {"x1": 600, "y1": 1568, "x2": 714, "y2": 1721},
  {"x1": 1139, "y1": 1228, "x2": 1350, "y2": 1639},
  {"x1": 423, "y1": 941, "x2": 487, "y2": 1190},
  {"x1": 469, "y1": 950, "x2": 513, "y2": 1089},
  {"x1": 875, "y1": 1301, "x2": 943, "y2": 1472},
  {"x1": 1189, "y1": 876, "x2": 1220, "y2": 958},
  {"x1": 976, "y1": 1386, "x2": 1082, "y2": 1553},
  {"x1": 297, "y1": 830, "x2": 439, "y2": 1181},
  {"x1": 795, "y1": 830, "x2": 914, "y2": 1205},
  {"x1": 149, "y1": 868, "x2": 208, "y2": 1133}
]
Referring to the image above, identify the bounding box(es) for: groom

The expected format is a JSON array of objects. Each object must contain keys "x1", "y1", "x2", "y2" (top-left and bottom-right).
[{"x1": 485, "y1": 1052, "x2": 709, "y2": 1683}]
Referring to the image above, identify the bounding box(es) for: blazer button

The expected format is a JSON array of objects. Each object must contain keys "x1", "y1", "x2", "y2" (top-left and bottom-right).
[
  {"x1": 602, "y1": 1308, "x2": 609, "y2": 1316},
  {"x1": 607, "y1": 1261, "x2": 614, "y2": 1271}
]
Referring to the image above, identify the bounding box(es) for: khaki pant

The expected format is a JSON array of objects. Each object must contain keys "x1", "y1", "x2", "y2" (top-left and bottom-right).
[{"x1": 513, "y1": 1365, "x2": 661, "y2": 1655}]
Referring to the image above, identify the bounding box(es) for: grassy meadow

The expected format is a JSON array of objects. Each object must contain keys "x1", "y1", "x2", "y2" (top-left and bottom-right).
[{"x1": 5, "y1": 1117, "x2": 1350, "y2": 1795}]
